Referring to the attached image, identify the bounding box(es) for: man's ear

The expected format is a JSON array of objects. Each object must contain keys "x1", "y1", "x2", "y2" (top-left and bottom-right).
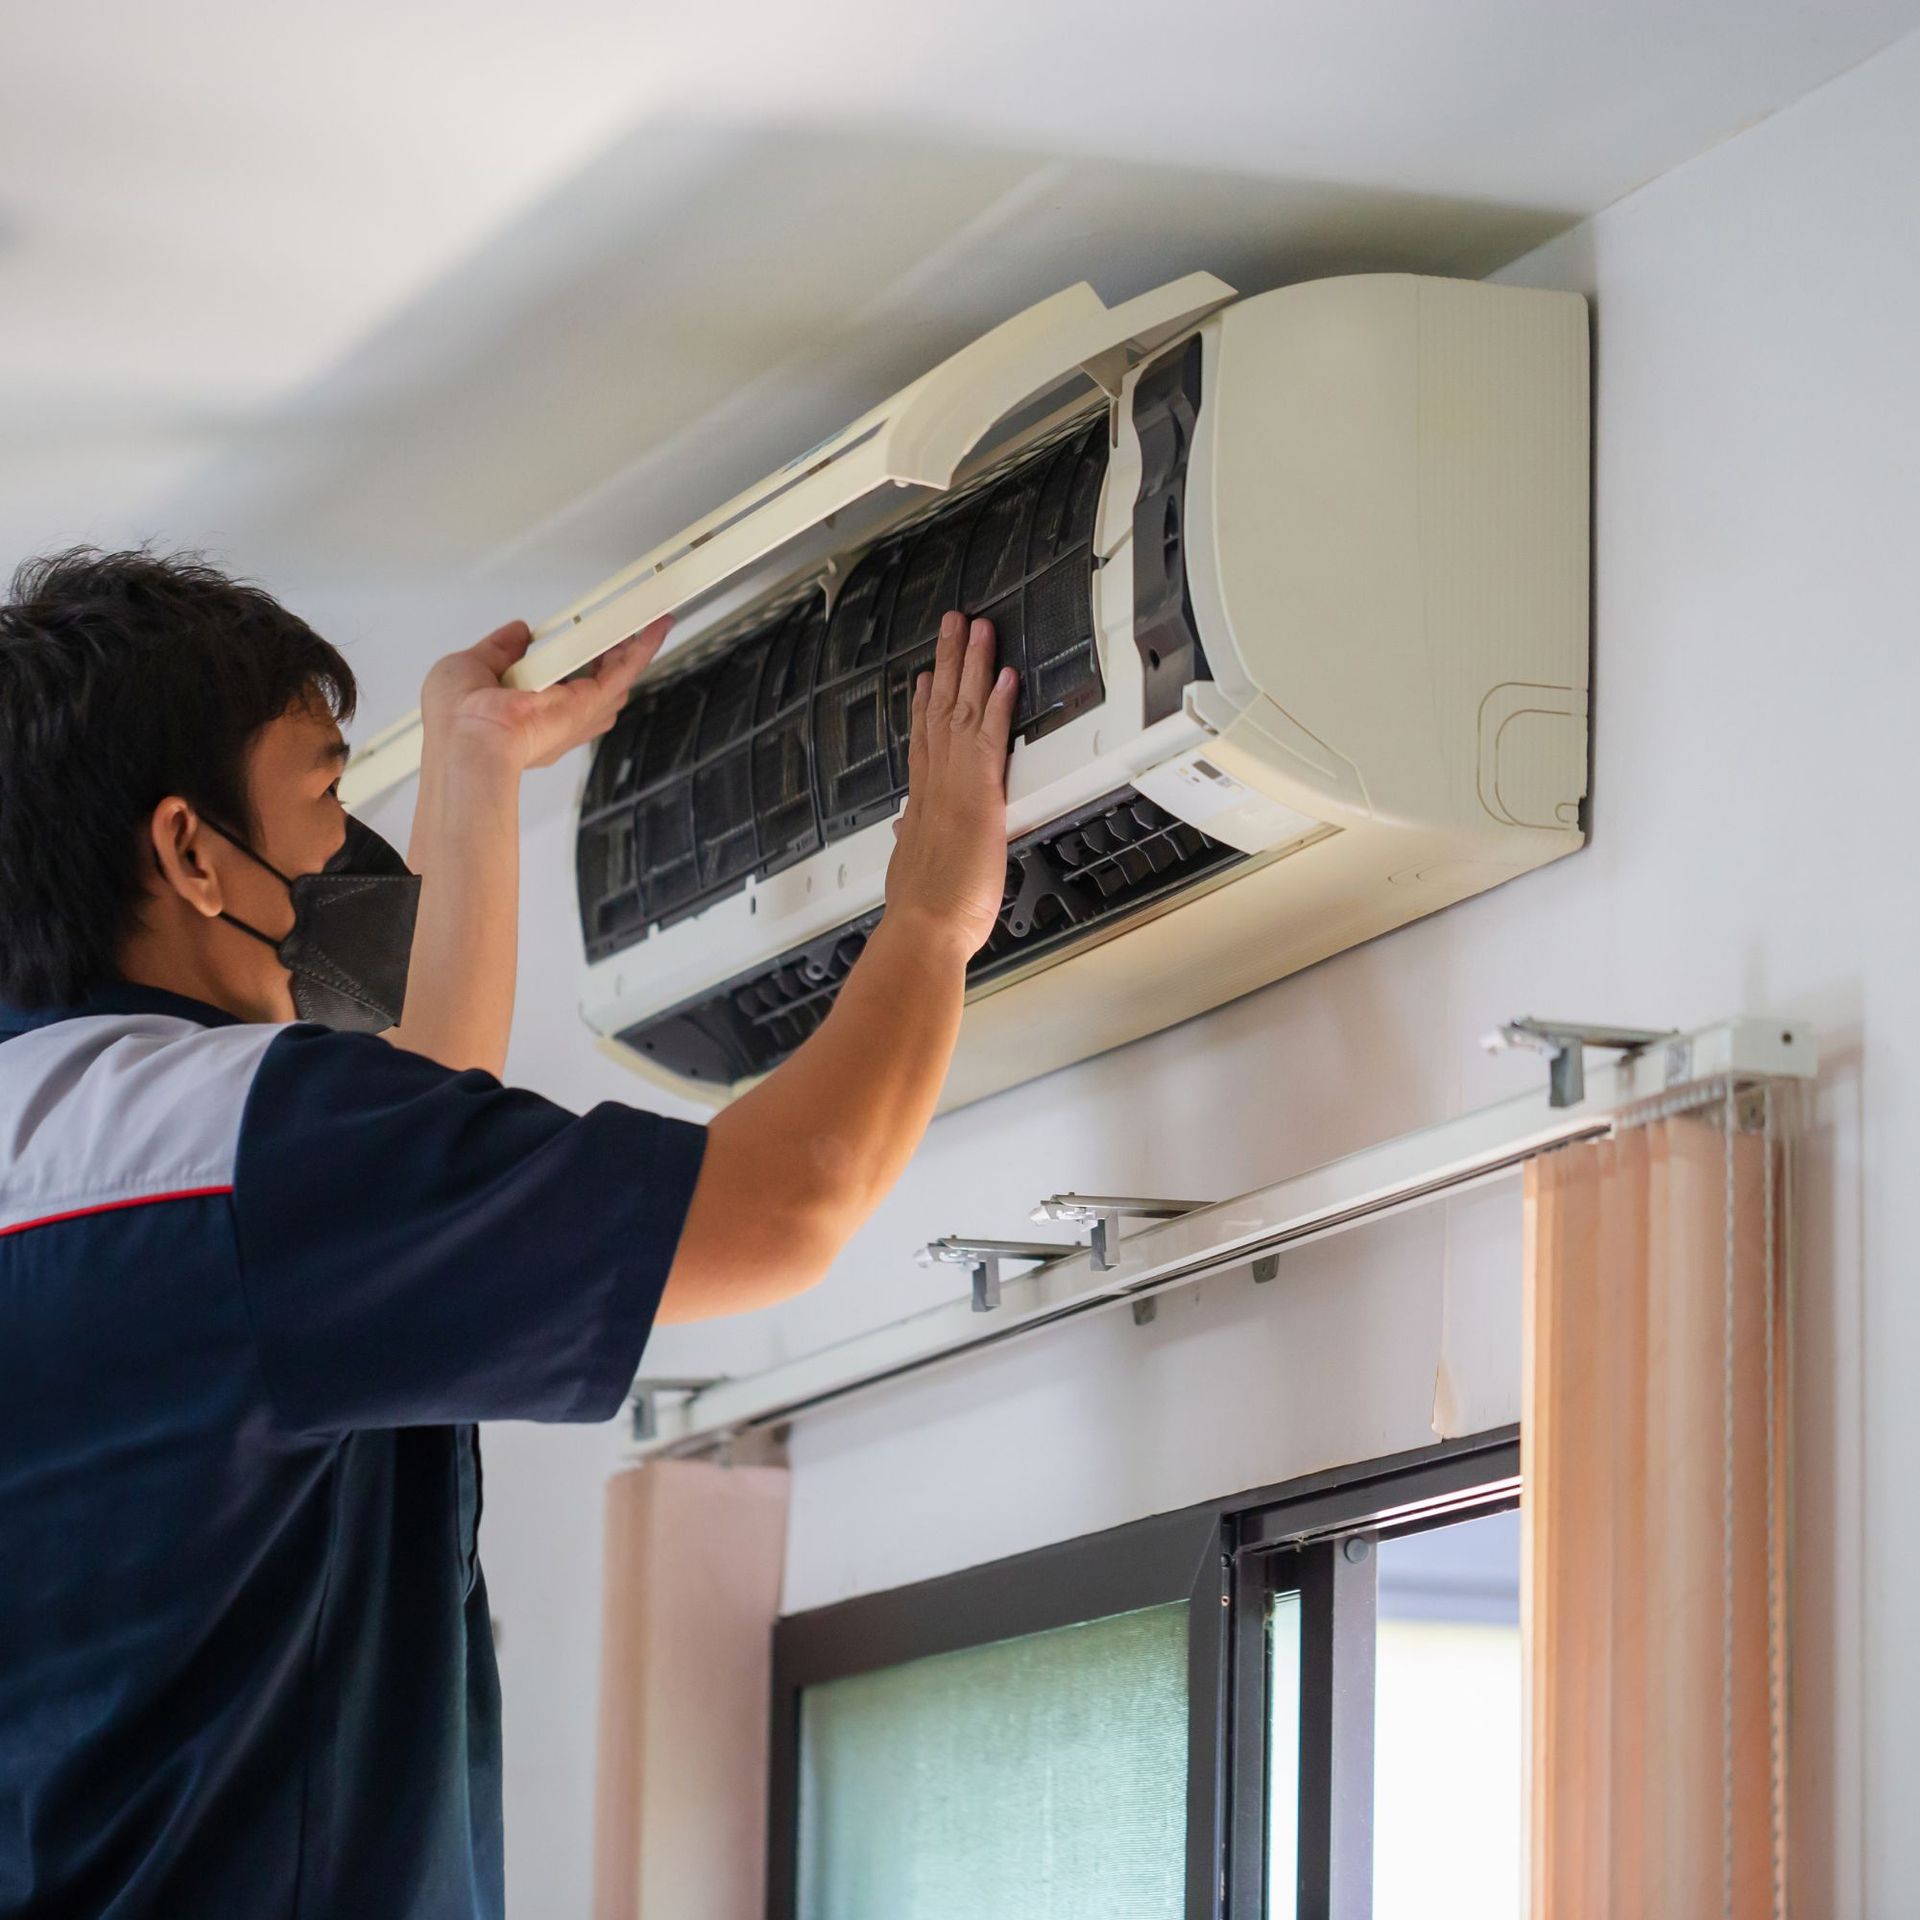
[{"x1": 148, "y1": 798, "x2": 225, "y2": 921}]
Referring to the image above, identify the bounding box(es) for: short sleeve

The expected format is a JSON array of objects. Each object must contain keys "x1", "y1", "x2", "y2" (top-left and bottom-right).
[{"x1": 230, "y1": 1024, "x2": 706, "y2": 1431}]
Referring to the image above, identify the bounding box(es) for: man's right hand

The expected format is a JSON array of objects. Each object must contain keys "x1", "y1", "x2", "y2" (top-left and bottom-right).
[{"x1": 884, "y1": 611, "x2": 1018, "y2": 960}]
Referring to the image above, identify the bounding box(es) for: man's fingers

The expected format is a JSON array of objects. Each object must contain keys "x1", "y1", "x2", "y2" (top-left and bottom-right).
[
  {"x1": 529, "y1": 675, "x2": 606, "y2": 738},
  {"x1": 470, "y1": 619, "x2": 534, "y2": 676},
  {"x1": 594, "y1": 615, "x2": 672, "y2": 696},
  {"x1": 952, "y1": 616, "x2": 996, "y2": 730},
  {"x1": 980, "y1": 663, "x2": 1018, "y2": 758},
  {"x1": 510, "y1": 676, "x2": 618, "y2": 768},
  {"x1": 908, "y1": 669, "x2": 932, "y2": 779},
  {"x1": 926, "y1": 610, "x2": 966, "y2": 718},
  {"x1": 581, "y1": 619, "x2": 669, "y2": 716}
]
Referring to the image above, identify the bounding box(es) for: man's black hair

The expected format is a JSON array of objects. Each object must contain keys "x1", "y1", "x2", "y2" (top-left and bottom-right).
[{"x1": 0, "y1": 548, "x2": 357, "y2": 1008}]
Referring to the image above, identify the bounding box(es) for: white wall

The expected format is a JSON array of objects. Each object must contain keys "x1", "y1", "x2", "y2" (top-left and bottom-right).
[{"x1": 474, "y1": 32, "x2": 1918, "y2": 1917}]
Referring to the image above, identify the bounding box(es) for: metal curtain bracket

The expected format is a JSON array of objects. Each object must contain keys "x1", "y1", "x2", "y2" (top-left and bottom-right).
[
  {"x1": 1482, "y1": 1017, "x2": 1678, "y2": 1109},
  {"x1": 1030, "y1": 1193, "x2": 1210, "y2": 1271},
  {"x1": 916, "y1": 1236, "x2": 1075, "y2": 1313},
  {"x1": 630, "y1": 1377, "x2": 725, "y2": 1444}
]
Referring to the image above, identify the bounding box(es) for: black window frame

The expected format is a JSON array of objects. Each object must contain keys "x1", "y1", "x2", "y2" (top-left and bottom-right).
[{"x1": 766, "y1": 1424, "x2": 1520, "y2": 1920}]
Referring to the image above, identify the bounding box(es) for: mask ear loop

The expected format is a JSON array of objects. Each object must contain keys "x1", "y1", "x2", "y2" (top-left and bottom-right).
[
  {"x1": 200, "y1": 816, "x2": 297, "y2": 889},
  {"x1": 215, "y1": 909, "x2": 285, "y2": 955},
  {"x1": 195, "y1": 817, "x2": 296, "y2": 954}
]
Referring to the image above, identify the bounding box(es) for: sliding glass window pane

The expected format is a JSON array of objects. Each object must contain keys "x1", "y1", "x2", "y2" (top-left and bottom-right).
[
  {"x1": 1266, "y1": 1587, "x2": 1303, "y2": 1920},
  {"x1": 797, "y1": 1601, "x2": 1188, "y2": 1920},
  {"x1": 1372, "y1": 1508, "x2": 1524, "y2": 1920}
]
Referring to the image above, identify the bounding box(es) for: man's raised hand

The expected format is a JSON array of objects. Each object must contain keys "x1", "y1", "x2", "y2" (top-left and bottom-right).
[
  {"x1": 421, "y1": 616, "x2": 672, "y2": 772},
  {"x1": 884, "y1": 611, "x2": 1018, "y2": 959}
]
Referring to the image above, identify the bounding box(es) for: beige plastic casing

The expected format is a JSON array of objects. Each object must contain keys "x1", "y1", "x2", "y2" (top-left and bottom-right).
[{"x1": 583, "y1": 272, "x2": 1589, "y2": 1114}]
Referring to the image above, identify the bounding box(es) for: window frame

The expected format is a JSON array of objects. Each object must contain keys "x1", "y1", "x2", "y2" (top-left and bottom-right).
[{"x1": 766, "y1": 1424, "x2": 1520, "y2": 1920}]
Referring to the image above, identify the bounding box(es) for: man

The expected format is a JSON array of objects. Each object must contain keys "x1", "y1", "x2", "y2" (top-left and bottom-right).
[{"x1": 0, "y1": 548, "x2": 1017, "y2": 1917}]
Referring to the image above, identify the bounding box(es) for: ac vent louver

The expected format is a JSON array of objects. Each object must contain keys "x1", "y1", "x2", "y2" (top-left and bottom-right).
[
  {"x1": 578, "y1": 418, "x2": 1110, "y2": 962},
  {"x1": 615, "y1": 788, "x2": 1243, "y2": 1085}
]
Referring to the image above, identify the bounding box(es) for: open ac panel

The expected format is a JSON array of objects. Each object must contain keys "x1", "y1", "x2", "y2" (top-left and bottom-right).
[{"x1": 550, "y1": 271, "x2": 1592, "y2": 1111}]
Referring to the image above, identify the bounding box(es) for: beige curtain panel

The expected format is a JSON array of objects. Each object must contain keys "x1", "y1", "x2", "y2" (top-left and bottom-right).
[
  {"x1": 1523, "y1": 1094, "x2": 1788, "y2": 1920},
  {"x1": 593, "y1": 1457, "x2": 790, "y2": 1920}
]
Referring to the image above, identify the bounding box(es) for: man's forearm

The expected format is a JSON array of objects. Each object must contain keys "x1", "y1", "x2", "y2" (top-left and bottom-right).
[
  {"x1": 657, "y1": 909, "x2": 968, "y2": 1321},
  {"x1": 660, "y1": 609, "x2": 1017, "y2": 1322},
  {"x1": 386, "y1": 737, "x2": 522, "y2": 1077},
  {"x1": 740, "y1": 906, "x2": 967, "y2": 1214},
  {"x1": 382, "y1": 616, "x2": 658, "y2": 1075}
]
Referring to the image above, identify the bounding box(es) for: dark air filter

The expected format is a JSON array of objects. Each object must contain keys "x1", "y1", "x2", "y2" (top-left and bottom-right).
[{"x1": 577, "y1": 414, "x2": 1111, "y2": 961}]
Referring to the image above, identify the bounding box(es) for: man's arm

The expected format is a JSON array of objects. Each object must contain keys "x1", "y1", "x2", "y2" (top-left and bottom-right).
[
  {"x1": 657, "y1": 610, "x2": 1016, "y2": 1322},
  {"x1": 383, "y1": 603, "x2": 1012, "y2": 1321},
  {"x1": 384, "y1": 618, "x2": 668, "y2": 1076}
]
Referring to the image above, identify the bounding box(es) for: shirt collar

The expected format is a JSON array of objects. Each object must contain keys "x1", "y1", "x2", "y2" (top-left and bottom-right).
[{"x1": 0, "y1": 980, "x2": 247, "y2": 1037}]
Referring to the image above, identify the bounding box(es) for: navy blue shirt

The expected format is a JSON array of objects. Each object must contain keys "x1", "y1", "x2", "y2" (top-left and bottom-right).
[{"x1": 0, "y1": 984, "x2": 705, "y2": 1917}]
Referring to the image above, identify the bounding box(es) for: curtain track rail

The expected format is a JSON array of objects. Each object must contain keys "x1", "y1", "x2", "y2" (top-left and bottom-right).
[{"x1": 629, "y1": 1018, "x2": 1814, "y2": 1456}]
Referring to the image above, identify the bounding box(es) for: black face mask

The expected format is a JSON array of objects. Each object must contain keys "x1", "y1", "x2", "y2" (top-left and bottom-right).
[{"x1": 207, "y1": 813, "x2": 421, "y2": 1033}]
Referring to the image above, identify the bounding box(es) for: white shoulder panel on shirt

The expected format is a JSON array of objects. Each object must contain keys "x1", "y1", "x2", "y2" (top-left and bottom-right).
[{"x1": 0, "y1": 1014, "x2": 285, "y2": 1234}]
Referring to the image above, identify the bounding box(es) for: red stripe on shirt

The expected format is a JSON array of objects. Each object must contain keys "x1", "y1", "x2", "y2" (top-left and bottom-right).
[{"x1": 0, "y1": 1185, "x2": 234, "y2": 1239}]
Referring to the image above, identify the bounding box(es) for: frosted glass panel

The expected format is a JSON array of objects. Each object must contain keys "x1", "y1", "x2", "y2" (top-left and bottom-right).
[
  {"x1": 1266, "y1": 1589, "x2": 1302, "y2": 1920},
  {"x1": 1373, "y1": 1510, "x2": 1524, "y2": 1919},
  {"x1": 797, "y1": 1602, "x2": 1188, "y2": 1920}
]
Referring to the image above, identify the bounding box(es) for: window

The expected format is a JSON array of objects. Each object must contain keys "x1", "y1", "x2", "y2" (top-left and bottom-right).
[
  {"x1": 769, "y1": 1429, "x2": 1520, "y2": 1919},
  {"x1": 797, "y1": 1603, "x2": 1189, "y2": 1919},
  {"x1": 1370, "y1": 1512, "x2": 1523, "y2": 1918}
]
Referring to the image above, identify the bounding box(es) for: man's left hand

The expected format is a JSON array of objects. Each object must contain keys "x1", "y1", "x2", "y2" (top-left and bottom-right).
[{"x1": 420, "y1": 617, "x2": 671, "y2": 772}]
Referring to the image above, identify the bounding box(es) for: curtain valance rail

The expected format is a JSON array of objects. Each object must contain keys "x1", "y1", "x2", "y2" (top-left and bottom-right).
[{"x1": 629, "y1": 1017, "x2": 1814, "y2": 1457}]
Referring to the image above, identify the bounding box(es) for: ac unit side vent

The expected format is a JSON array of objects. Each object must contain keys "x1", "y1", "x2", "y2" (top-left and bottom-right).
[
  {"x1": 614, "y1": 788, "x2": 1245, "y2": 1085},
  {"x1": 1129, "y1": 337, "x2": 1210, "y2": 724},
  {"x1": 578, "y1": 417, "x2": 1115, "y2": 964}
]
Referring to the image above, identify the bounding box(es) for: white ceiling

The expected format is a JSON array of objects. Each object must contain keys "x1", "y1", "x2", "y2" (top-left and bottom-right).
[{"x1": 5, "y1": 0, "x2": 1917, "y2": 719}]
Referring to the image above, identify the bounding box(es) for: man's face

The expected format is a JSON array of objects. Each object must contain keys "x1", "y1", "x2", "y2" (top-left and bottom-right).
[{"x1": 203, "y1": 697, "x2": 352, "y2": 1020}]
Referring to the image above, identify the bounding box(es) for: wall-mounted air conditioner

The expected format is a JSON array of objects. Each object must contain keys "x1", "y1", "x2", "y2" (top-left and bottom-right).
[{"x1": 346, "y1": 271, "x2": 1591, "y2": 1112}]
